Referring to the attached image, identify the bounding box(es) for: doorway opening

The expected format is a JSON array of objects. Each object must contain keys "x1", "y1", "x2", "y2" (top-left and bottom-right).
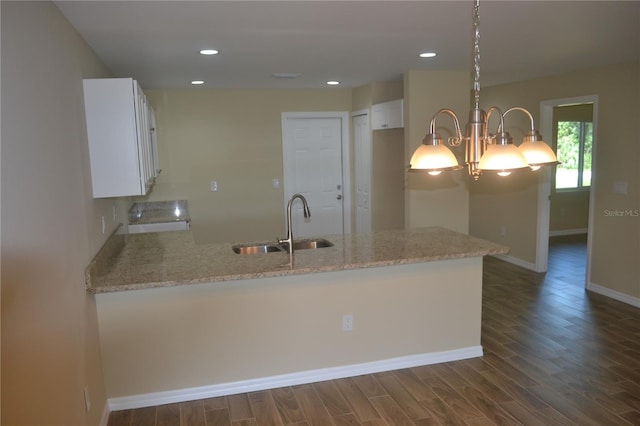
[{"x1": 538, "y1": 95, "x2": 598, "y2": 288}]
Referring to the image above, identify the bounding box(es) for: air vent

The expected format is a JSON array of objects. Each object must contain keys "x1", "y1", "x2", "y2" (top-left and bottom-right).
[{"x1": 272, "y1": 73, "x2": 302, "y2": 79}]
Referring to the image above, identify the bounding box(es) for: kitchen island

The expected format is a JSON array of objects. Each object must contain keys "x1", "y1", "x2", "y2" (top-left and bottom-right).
[{"x1": 89, "y1": 227, "x2": 508, "y2": 410}]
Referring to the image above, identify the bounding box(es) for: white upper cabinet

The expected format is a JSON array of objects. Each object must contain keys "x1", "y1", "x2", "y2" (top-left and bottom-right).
[
  {"x1": 371, "y1": 99, "x2": 404, "y2": 130},
  {"x1": 82, "y1": 78, "x2": 159, "y2": 198}
]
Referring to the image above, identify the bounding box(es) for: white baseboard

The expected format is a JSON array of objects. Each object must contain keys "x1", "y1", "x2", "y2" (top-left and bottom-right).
[
  {"x1": 108, "y1": 346, "x2": 483, "y2": 411},
  {"x1": 588, "y1": 282, "x2": 640, "y2": 308},
  {"x1": 549, "y1": 228, "x2": 588, "y2": 237},
  {"x1": 493, "y1": 254, "x2": 537, "y2": 272},
  {"x1": 494, "y1": 256, "x2": 639, "y2": 308}
]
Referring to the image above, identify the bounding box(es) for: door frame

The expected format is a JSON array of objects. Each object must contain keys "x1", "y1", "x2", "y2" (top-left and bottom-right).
[
  {"x1": 538, "y1": 94, "x2": 598, "y2": 287},
  {"x1": 281, "y1": 111, "x2": 352, "y2": 234},
  {"x1": 352, "y1": 109, "x2": 371, "y2": 233}
]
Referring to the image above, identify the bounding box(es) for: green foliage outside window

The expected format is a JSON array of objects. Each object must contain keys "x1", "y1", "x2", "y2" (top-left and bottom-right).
[{"x1": 556, "y1": 121, "x2": 592, "y2": 189}]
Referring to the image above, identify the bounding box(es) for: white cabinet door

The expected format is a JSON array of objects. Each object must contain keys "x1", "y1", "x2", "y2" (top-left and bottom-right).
[
  {"x1": 353, "y1": 113, "x2": 371, "y2": 233},
  {"x1": 83, "y1": 78, "x2": 158, "y2": 198},
  {"x1": 371, "y1": 99, "x2": 404, "y2": 130},
  {"x1": 134, "y1": 83, "x2": 157, "y2": 193}
]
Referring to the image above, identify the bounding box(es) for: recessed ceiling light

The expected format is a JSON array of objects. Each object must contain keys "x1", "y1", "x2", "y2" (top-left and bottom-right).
[
  {"x1": 199, "y1": 49, "x2": 219, "y2": 55},
  {"x1": 327, "y1": 81, "x2": 340, "y2": 86},
  {"x1": 191, "y1": 80, "x2": 205, "y2": 85},
  {"x1": 419, "y1": 52, "x2": 437, "y2": 58}
]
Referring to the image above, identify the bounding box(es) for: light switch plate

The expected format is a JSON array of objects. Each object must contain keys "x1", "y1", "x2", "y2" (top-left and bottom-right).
[{"x1": 613, "y1": 181, "x2": 628, "y2": 195}]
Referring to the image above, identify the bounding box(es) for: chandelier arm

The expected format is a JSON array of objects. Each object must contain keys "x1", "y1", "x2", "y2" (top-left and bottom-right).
[
  {"x1": 503, "y1": 106, "x2": 537, "y2": 132},
  {"x1": 502, "y1": 106, "x2": 558, "y2": 166},
  {"x1": 484, "y1": 106, "x2": 504, "y2": 141},
  {"x1": 429, "y1": 108, "x2": 463, "y2": 146}
]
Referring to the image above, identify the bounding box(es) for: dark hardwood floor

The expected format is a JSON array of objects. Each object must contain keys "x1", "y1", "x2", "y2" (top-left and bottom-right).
[{"x1": 108, "y1": 234, "x2": 640, "y2": 425}]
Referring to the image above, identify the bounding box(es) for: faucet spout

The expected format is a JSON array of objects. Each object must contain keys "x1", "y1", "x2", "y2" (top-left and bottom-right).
[{"x1": 278, "y1": 193, "x2": 311, "y2": 254}]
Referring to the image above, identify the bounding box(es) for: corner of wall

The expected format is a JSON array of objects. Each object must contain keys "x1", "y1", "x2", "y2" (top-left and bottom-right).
[{"x1": 403, "y1": 70, "x2": 470, "y2": 233}]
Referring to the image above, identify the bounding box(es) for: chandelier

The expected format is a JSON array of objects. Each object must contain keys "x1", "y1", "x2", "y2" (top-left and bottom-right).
[{"x1": 408, "y1": 0, "x2": 558, "y2": 180}]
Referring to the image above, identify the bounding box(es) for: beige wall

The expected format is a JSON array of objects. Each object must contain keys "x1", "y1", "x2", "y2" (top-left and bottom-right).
[
  {"x1": 370, "y1": 81, "x2": 405, "y2": 231},
  {"x1": 371, "y1": 80, "x2": 403, "y2": 104},
  {"x1": 470, "y1": 61, "x2": 640, "y2": 299},
  {"x1": 371, "y1": 128, "x2": 405, "y2": 230},
  {"x1": 140, "y1": 89, "x2": 352, "y2": 244},
  {"x1": 469, "y1": 172, "x2": 540, "y2": 262},
  {"x1": 1, "y1": 2, "x2": 120, "y2": 424},
  {"x1": 404, "y1": 70, "x2": 471, "y2": 234},
  {"x1": 97, "y1": 258, "x2": 482, "y2": 399},
  {"x1": 352, "y1": 84, "x2": 373, "y2": 112},
  {"x1": 550, "y1": 190, "x2": 590, "y2": 233}
]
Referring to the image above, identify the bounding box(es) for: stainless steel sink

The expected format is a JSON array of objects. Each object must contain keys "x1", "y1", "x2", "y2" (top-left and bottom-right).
[
  {"x1": 291, "y1": 238, "x2": 334, "y2": 250},
  {"x1": 232, "y1": 238, "x2": 333, "y2": 254},
  {"x1": 232, "y1": 243, "x2": 285, "y2": 254}
]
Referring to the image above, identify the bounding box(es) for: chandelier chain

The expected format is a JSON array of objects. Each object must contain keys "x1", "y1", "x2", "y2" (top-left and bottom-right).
[{"x1": 472, "y1": 0, "x2": 481, "y2": 109}]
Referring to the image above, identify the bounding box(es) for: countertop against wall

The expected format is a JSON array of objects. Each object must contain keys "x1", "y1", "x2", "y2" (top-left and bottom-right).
[
  {"x1": 85, "y1": 226, "x2": 508, "y2": 293},
  {"x1": 128, "y1": 200, "x2": 190, "y2": 224}
]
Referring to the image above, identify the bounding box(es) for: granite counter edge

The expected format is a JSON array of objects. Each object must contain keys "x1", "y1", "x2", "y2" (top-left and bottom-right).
[{"x1": 87, "y1": 246, "x2": 508, "y2": 294}]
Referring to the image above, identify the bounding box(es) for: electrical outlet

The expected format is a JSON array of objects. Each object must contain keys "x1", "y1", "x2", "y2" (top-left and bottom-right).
[
  {"x1": 210, "y1": 180, "x2": 218, "y2": 192},
  {"x1": 499, "y1": 225, "x2": 506, "y2": 237},
  {"x1": 101, "y1": 216, "x2": 106, "y2": 234},
  {"x1": 83, "y1": 385, "x2": 91, "y2": 412},
  {"x1": 342, "y1": 314, "x2": 353, "y2": 332}
]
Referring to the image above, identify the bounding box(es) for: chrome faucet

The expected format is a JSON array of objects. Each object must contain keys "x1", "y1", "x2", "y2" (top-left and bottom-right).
[{"x1": 278, "y1": 193, "x2": 311, "y2": 254}]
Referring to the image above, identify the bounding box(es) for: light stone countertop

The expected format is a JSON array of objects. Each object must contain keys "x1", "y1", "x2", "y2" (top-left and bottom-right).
[{"x1": 85, "y1": 226, "x2": 509, "y2": 293}]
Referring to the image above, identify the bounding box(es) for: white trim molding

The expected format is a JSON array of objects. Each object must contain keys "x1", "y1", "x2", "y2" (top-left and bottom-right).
[
  {"x1": 494, "y1": 254, "x2": 640, "y2": 309},
  {"x1": 539, "y1": 95, "x2": 598, "y2": 284},
  {"x1": 108, "y1": 346, "x2": 483, "y2": 411},
  {"x1": 588, "y1": 282, "x2": 640, "y2": 309}
]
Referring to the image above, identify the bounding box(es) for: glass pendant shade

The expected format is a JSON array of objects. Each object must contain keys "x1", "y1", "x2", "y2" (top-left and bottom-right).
[
  {"x1": 518, "y1": 140, "x2": 559, "y2": 168},
  {"x1": 478, "y1": 143, "x2": 530, "y2": 174},
  {"x1": 409, "y1": 142, "x2": 461, "y2": 173}
]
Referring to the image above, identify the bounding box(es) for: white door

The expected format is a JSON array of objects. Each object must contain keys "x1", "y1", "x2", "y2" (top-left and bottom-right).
[
  {"x1": 353, "y1": 111, "x2": 371, "y2": 233},
  {"x1": 282, "y1": 113, "x2": 351, "y2": 238}
]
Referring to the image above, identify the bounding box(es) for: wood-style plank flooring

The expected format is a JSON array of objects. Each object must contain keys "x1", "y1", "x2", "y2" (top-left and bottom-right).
[{"x1": 108, "y1": 234, "x2": 640, "y2": 425}]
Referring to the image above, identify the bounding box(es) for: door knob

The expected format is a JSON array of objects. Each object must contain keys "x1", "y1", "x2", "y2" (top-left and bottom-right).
[{"x1": 337, "y1": 194, "x2": 343, "y2": 200}]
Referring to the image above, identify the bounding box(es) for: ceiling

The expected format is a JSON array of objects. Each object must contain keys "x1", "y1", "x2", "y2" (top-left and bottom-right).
[{"x1": 55, "y1": 1, "x2": 640, "y2": 90}]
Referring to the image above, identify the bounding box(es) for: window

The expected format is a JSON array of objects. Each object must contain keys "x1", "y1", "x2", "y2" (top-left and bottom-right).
[{"x1": 554, "y1": 104, "x2": 593, "y2": 190}]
